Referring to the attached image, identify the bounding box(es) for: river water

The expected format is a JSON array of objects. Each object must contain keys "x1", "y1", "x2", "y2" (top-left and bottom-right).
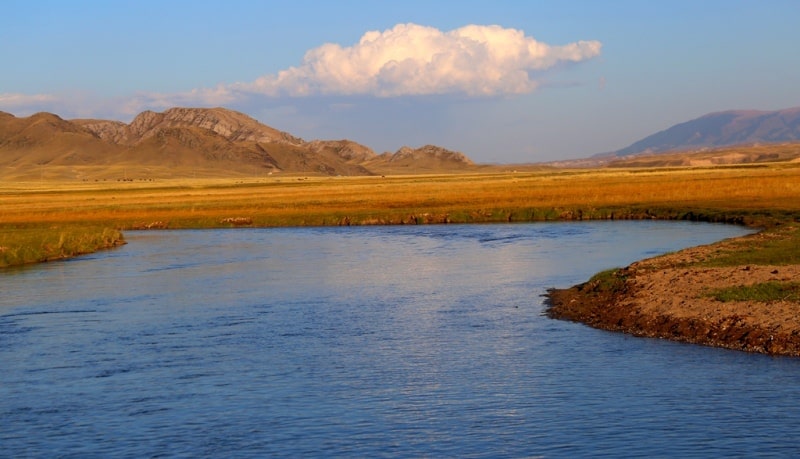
[{"x1": 2, "y1": 221, "x2": 799, "y2": 458}]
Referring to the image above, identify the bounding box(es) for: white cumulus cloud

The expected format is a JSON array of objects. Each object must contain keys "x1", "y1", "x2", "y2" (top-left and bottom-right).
[
  {"x1": 236, "y1": 23, "x2": 602, "y2": 97},
  {"x1": 0, "y1": 24, "x2": 602, "y2": 120}
]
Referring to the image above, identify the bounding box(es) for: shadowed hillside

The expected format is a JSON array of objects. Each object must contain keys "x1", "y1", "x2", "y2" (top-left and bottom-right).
[{"x1": 613, "y1": 107, "x2": 800, "y2": 156}]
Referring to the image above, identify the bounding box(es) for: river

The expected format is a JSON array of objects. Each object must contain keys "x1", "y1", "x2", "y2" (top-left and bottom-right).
[{"x1": 3, "y1": 221, "x2": 799, "y2": 457}]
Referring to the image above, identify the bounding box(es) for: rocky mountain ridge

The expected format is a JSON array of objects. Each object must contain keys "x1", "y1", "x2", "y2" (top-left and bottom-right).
[
  {"x1": 75, "y1": 107, "x2": 305, "y2": 146},
  {"x1": 0, "y1": 107, "x2": 474, "y2": 179}
]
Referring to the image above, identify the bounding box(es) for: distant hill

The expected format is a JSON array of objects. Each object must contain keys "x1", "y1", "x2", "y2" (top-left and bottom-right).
[
  {"x1": 613, "y1": 107, "x2": 800, "y2": 157},
  {"x1": 606, "y1": 142, "x2": 800, "y2": 168},
  {"x1": 0, "y1": 107, "x2": 475, "y2": 179},
  {"x1": 363, "y1": 145, "x2": 475, "y2": 174}
]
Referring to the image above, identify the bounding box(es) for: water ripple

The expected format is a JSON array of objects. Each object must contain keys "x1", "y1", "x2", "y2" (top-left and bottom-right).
[{"x1": 4, "y1": 222, "x2": 797, "y2": 458}]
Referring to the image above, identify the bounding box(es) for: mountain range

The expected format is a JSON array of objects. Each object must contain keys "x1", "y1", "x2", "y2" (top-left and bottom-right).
[
  {"x1": 612, "y1": 106, "x2": 800, "y2": 156},
  {"x1": 0, "y1": 107, "x2": 474, "y2": 179},
  {"x1": 3, "y1": 105, "x2": 800, "y2": 179}
]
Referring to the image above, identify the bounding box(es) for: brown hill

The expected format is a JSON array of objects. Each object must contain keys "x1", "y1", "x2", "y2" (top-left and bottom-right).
[
  {"x1": 0, "y1": 112, "x2": 126, "y2": 170},
  {"x1": 364, "y1": 145, "x2": 475, "y2": 174},
  {"x1": 0, "y1": 107, "x2": 475, "y2": 180}
]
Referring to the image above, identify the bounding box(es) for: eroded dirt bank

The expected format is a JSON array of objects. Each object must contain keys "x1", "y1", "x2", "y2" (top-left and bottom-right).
[{"x1": 546, "y1": 230, "x2": 800, "y2": 356}]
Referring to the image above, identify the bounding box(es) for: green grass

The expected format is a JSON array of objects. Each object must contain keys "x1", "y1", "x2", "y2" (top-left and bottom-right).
[
  {"x1": 697, "y1": 225, "x2": 800, "y2": 267},
  {"x1": 588, "y1": 267, "x2": 628, "y2": 293},
  {"x1": 0, "y1": 227, "x2": 125, "y2": 268},
  {"x1": 705, "y1": 281, "x2": 800, "y2": 303}
]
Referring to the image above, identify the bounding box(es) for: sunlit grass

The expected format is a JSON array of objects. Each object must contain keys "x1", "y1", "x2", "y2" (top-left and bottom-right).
[
  {"x1": 0, "y1": 226, "x2": 124, "y2": 268},
  {"x1": 2, "y1": 165, "x2": 799, "y2": 228},
  {"x1": 1, "y1": 162, "x2": 799, "y2": 268}
]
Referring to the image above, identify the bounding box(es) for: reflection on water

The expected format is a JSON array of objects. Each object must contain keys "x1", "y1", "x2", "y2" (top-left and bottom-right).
[{"x1": 3, "y1": 221, "x2": 799, "y2": 457}]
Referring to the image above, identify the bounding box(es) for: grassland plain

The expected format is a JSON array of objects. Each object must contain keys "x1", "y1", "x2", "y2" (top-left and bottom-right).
[
  {"x1": 1, "y1": 163, "x2": 799, "y2": 266},
  {"x1": 3, "y1": 163, "x2": 800, "y2": 355}
]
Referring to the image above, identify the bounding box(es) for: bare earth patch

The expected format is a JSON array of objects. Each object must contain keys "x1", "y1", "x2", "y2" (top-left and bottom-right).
[{"x1": 547, "y1": 232, "x2": 800, "y2": 356}]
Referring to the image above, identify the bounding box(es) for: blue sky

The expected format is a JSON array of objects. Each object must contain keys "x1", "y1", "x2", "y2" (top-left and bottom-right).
[{"x1": 2, "y1": 1, "x2": 799, "y2": 163}]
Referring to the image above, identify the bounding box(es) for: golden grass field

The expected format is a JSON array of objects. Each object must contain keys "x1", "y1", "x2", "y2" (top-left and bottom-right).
[{"x1": 2, "y1": 162, "x2": 800, "y2": 268}]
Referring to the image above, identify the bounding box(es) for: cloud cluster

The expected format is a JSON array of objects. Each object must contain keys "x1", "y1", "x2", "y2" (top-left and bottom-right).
[
  {"x1": 0, "y1": 24, "x2": 601, "y2": 120},
  {"x1": 238, "y1": 23, "x2": 601, "y2": 97},
  {"x1": 0, "y1": 93, "x2": 58, "y2": 110}
]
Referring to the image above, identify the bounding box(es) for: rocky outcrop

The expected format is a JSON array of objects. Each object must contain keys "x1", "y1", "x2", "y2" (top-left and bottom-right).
[
  {"x1": 77, "y1": 107, "x2": 304, "y2": 146},
  {"x1": 139, "y1": 107, "x2": 303, "y2": 145},
  {"x1": 362, "y1": 144, "x2": 475, "y2": 173},
  {"x1": 390, "y1": 145, "x2": 474, "y2": 165},
  {"x1": 306, "y1": 139, "x2": 378, "y2": 163},
  {"x1": 75, "y1": 119, "x2": 129, "y2": 143}
]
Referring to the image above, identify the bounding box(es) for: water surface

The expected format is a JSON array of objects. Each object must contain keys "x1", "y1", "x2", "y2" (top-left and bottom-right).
[{"x1": 3, "y1": 221, "x2": 799, "y2": 458}]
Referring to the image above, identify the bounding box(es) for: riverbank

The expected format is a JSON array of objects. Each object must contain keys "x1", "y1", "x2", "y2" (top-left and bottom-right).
[
  {"x1": 546, "y1": 223, "x2": 800, "y2": 356},
  {"x1": 0, "y1": 226, "x2": 126, "y2": 268},
  {"x1": 3, "y1": 170, "x2": 800, "y2": 357},
  {"x1": 2, "y1": 165, "x2": 799, "y2": 269}
]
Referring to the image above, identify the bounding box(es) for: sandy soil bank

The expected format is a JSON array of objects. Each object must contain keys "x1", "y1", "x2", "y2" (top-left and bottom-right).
[{"x1": 546, "y1": 230, "x2": 800, "y2": 356}]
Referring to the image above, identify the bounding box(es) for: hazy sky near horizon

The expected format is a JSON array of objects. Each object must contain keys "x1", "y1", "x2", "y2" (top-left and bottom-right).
[{"x1": 2, "y1": 0, "x2": 799, "y2": 163}]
